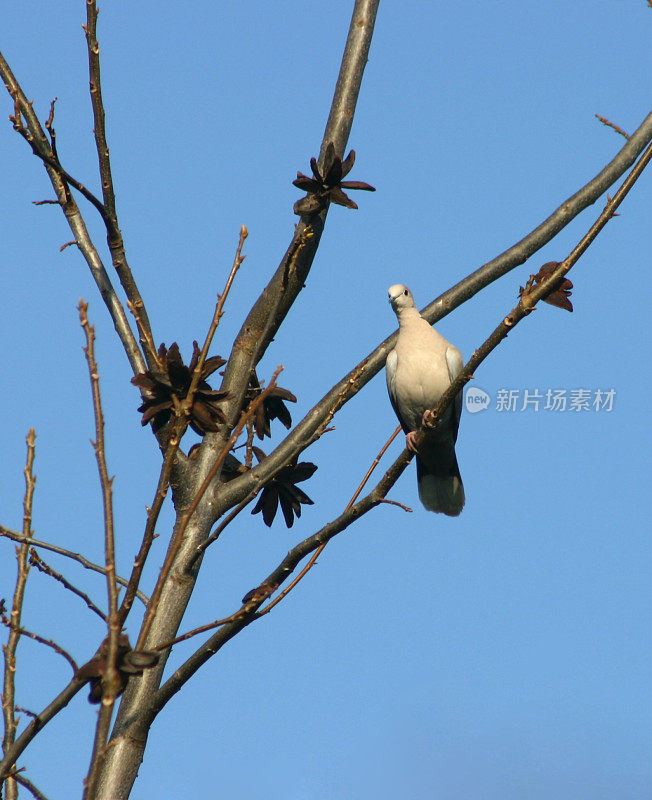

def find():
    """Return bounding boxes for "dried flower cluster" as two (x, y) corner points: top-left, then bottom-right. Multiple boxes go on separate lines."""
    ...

(76, 634), (159, 704)
(132, 342), (228, 435)
(293, 142), (375, 216)
(520, 261), (574, 312)
(250, 449), (317, 528)
(246, 371), (296, 439)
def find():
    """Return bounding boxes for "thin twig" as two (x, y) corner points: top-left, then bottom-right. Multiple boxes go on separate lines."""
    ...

(0, 528), (148, 605)
(14, 773), (51, 800)
(595, 114), (629, 139)
(378, 498), (413, 512)
(116, 438), (177, 627)
(186, 225), (248, 410)
(152, 611), (245, 652)
(0, 615), (77, 674)
(82, 2), (158, 372)
(13, 707), (37, 721)
(79, 303), (122, 800)
(258, 425), (403, 617)
(0, 678), (86, 781)
(28, 550), (106, 621)
(1, 430), (36, 800)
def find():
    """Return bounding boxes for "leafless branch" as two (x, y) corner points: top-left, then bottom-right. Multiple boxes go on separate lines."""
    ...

(116, 441), (176, 628)
(0, 528), (148, 605)
(186, 224), (248, 408)
(595, 113), (629, 139)
(1, 430), (36, 800)
(82, 2), (157, 370)
(0, 50), (145, 375)
(14, 773), (51, 800)
(0, 679), (86, 782)
(28, 550), (106, 622)
(79, 302), (122, 798)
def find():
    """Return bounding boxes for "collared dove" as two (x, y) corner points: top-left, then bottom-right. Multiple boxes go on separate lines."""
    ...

(385, 284), (465, 516)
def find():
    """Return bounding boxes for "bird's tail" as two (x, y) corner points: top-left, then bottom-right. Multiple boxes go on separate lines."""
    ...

(416, 445), (465, 516)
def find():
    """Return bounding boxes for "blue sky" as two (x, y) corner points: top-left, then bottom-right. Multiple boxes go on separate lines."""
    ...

(1, 2), (650, 798)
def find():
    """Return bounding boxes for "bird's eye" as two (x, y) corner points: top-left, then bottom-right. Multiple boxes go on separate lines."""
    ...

(403, 289), (408, 295)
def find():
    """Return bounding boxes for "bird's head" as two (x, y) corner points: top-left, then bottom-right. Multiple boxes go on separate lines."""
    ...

(388, 284), (415, 314)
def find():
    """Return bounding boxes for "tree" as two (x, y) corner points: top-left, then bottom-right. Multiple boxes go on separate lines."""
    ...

(1, 3), (650, 798)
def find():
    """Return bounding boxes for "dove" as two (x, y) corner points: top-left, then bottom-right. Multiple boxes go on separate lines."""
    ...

(385, 284), (465, 516)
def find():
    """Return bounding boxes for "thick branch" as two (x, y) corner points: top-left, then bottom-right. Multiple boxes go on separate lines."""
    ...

(93, 9), (380, 797)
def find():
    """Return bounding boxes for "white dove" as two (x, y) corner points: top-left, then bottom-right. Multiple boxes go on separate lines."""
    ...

(385, 284), (465, 516)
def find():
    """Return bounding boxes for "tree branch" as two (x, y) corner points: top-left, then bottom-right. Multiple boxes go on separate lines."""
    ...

(0, 679), (86, 782)
(28, 551), (106, 622)
(0, 529), (148, 605)
(79, 303), (122, 799)
(14, 773), (51, 800)
(1, 430), (36, 800)
(83, 2), (157, 368)
(0, 49), (145, 375)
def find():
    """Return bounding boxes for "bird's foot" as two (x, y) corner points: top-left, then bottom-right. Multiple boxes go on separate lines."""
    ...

(422, 409), (435, 429)
(406, 431), (419, 453)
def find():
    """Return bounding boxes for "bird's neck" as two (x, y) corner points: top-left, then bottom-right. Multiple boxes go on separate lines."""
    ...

(397, 307), (423, 326)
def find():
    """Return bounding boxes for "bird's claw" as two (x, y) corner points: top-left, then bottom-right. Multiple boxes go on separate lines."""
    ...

(406, 431), (419, 453)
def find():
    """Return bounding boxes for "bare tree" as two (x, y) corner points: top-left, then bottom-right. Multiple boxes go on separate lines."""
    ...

(1, 2), (651, 798)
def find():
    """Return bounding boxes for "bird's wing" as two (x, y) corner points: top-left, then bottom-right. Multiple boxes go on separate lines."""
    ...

(385, 348), (410, 433)
(445, 345), (464, 441)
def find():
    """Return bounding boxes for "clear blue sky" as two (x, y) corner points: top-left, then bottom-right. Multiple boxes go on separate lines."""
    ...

(1, 2), (650, 798)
